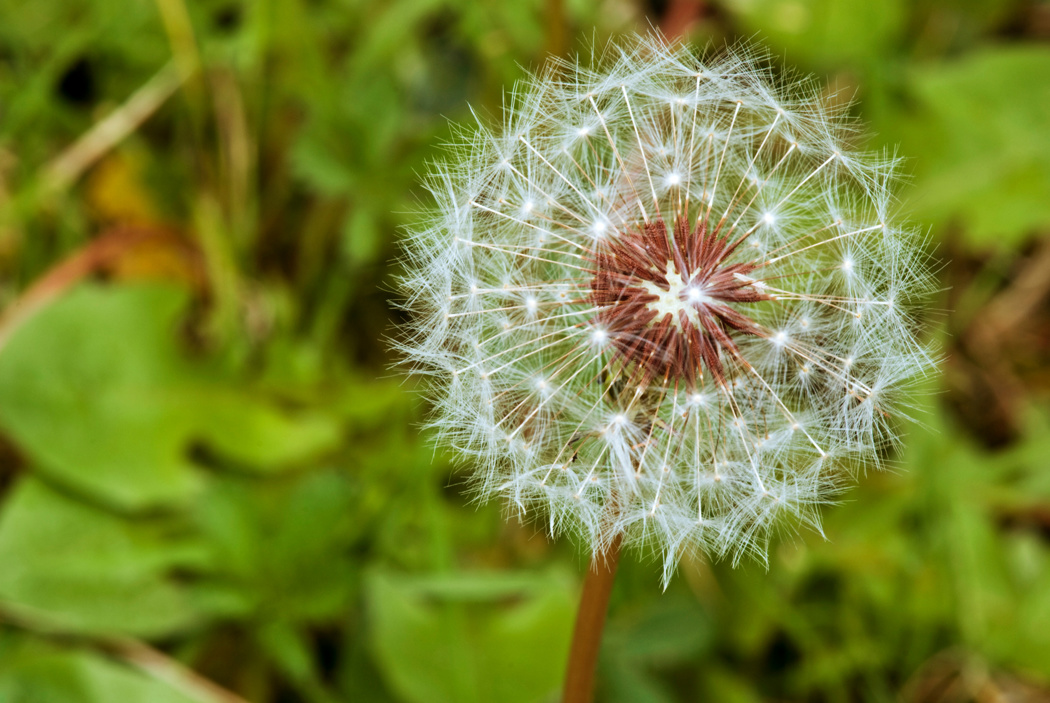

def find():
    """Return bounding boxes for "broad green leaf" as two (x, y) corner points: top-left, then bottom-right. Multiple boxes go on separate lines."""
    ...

(720, 0), (904, 66)
(0, 283), (341, 509)
(0, 284), (201, 508)
(886, 395), (1050, 677)
(0, 478), (200, 637)
(602, 662), (677, 703)
(192, 471), (358, 624)
(890, 47), (1050, 248)
(0, 636), (200, 703)
(601, 594), (713, 703)
(604, 596), (714, 665)
(366, 569), (576, 703)
(191, 392), (340, 472)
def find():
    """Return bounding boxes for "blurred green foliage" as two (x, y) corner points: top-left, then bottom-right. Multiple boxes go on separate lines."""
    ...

(0, 0), (1049, 701)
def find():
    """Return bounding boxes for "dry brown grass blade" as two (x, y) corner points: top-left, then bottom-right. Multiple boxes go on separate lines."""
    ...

(40, 62), (186, 193)
(0, 225), (200, 350)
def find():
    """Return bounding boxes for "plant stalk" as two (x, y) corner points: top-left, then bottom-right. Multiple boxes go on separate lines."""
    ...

(562, 534), (623, 703)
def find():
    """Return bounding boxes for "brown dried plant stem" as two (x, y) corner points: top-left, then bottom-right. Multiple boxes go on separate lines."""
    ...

(562, 533), (623, 703)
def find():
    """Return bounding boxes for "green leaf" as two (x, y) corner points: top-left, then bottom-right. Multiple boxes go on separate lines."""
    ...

(720, 0), (904, 66)
(193, 470), (358, 624)
(0, 636), (201, 703)
(343, 207), (381, 266)
(890, 46), (1050, 248)
(607, 597), (714, 665)
(602, 662), (676, 703)
(291, 130), (356, 196)
(696, 667), (765, 703)
(365, 569), (576, 703)
(0, 477), (200, 637)
(190, 391), (340, 472)
(892, 395), (1050, 677)
(0, 283), (341, 510)
(0, 284), (201, 508)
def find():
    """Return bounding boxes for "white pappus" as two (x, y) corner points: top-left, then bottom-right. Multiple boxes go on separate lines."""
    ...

(396, 34), (937, 586)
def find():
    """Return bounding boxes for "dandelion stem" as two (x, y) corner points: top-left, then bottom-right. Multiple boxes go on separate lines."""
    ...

(562, 534), (623, 703)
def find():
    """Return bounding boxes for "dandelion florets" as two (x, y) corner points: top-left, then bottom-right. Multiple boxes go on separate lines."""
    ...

(398, 35), (936, 586)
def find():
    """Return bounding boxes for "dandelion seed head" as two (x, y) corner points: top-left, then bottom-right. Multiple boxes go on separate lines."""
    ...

(397, 35), (936, 586)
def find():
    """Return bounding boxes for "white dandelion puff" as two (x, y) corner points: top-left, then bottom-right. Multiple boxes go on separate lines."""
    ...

(397, 35), (937, 587)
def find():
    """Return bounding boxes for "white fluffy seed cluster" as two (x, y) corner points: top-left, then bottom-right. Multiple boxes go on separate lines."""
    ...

(398, 36), (936, 585)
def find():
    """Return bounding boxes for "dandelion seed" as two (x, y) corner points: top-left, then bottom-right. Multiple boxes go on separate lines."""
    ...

(397, 35), (936, 588)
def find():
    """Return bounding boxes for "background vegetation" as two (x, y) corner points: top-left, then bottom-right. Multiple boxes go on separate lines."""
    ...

(0, 0), (1049, 701)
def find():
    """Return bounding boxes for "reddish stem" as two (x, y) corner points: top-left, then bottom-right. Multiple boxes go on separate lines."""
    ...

(562, 534), (623, 703)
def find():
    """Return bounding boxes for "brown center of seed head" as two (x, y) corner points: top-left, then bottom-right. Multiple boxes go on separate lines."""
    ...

(588, 216), (771, 389)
